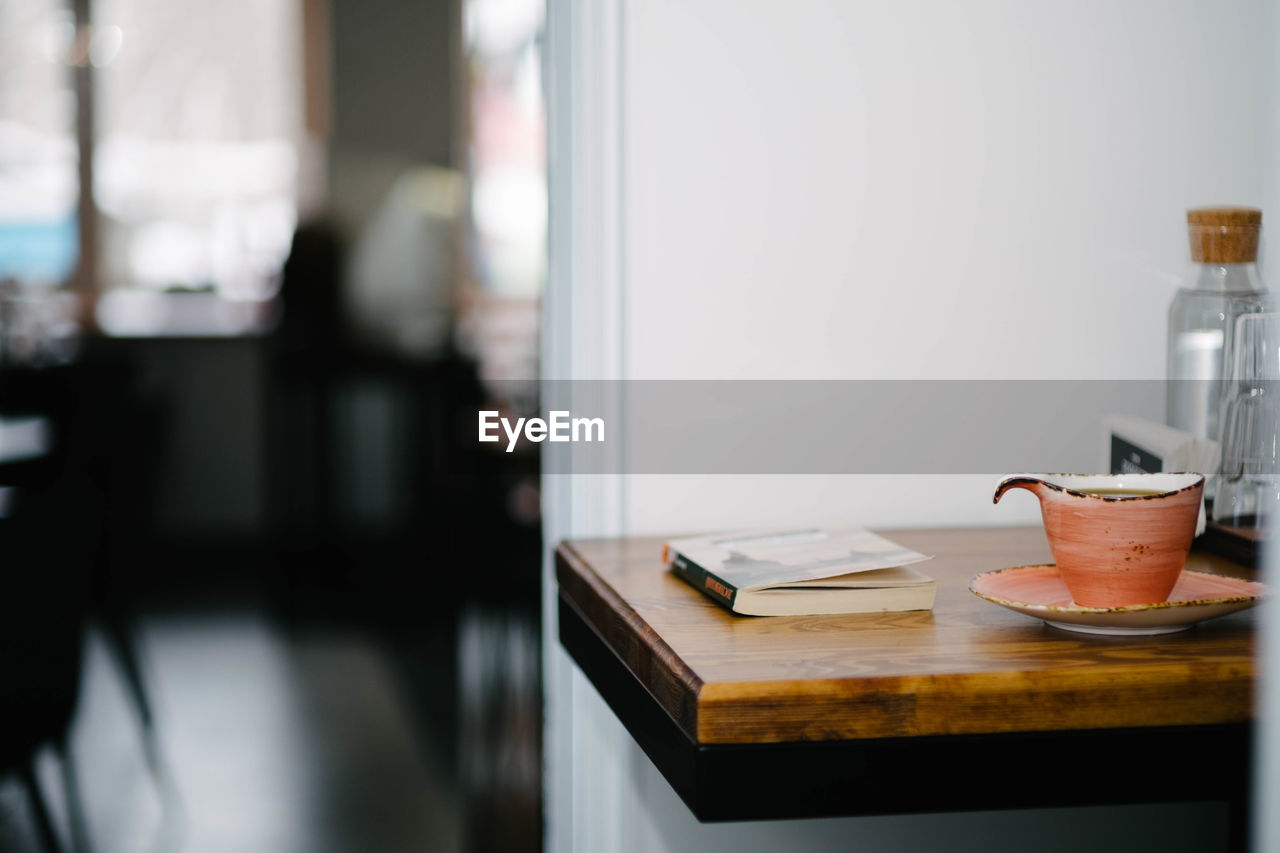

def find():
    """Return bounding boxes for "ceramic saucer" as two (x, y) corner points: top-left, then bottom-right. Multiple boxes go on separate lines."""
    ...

(969, 564), (1266, 636)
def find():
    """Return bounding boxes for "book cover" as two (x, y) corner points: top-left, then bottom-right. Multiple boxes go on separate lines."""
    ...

(662, 527), (935, 616)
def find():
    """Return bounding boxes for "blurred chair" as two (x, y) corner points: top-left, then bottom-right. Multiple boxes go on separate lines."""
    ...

(74, 348), (168, 762)
(0, 366), (97, 853)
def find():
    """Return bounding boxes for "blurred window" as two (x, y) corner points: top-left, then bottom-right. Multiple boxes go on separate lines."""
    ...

(465, 0), (544, 299)
(0, 0), (79, 286)
(460, 0), (544, 384)
(93, 0), (303, 299)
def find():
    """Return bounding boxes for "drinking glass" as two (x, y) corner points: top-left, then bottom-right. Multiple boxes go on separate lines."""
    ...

(1213, 311), (1280, 526)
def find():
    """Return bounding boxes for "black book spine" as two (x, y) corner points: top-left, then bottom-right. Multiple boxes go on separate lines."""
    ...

(669, 551), (738, 611)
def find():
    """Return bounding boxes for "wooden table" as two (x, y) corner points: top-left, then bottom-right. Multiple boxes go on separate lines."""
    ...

(556, 527), (1257, 834)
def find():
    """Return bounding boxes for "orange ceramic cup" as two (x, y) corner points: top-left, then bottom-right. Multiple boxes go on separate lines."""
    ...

(993, 473), (1206, 607)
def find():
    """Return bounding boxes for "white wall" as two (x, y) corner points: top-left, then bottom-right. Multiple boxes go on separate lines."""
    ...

(621, 0), (1272, 536)
(545, 1), (1275, 851)
(624, 0), (1268, 383)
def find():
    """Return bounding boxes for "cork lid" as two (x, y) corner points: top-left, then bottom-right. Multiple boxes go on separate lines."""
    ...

(1187, 206), (1261, 263)
(1187, 207), (1262, 227)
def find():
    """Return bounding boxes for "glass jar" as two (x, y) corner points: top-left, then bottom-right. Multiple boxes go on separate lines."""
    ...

(1213, 311), (1280, 526)
(1167, 207), (1266, 443)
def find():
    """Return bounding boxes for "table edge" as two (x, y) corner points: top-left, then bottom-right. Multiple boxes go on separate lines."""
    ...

(556, 540), (705, 739)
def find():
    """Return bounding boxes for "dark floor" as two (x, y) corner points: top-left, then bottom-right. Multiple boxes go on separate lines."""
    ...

(0, 594), (540, 853)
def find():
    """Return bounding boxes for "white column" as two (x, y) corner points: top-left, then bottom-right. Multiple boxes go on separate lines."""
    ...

(542, 1), (631, 852)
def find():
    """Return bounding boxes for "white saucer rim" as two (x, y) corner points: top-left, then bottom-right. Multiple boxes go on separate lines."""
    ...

(1043, 619), (1193, 636)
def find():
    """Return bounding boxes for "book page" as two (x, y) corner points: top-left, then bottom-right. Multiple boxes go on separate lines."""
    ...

(670, 527), (932, 591)
(755, 565), (934, 591)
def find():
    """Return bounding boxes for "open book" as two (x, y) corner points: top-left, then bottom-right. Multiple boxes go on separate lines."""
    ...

(661, 527), (935, 616)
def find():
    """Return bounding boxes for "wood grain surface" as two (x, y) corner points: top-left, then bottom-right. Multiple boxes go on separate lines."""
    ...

(556, 527), (1259, 745)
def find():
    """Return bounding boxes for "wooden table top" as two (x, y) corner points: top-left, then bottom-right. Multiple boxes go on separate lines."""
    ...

(556, 527), (1259, 746)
